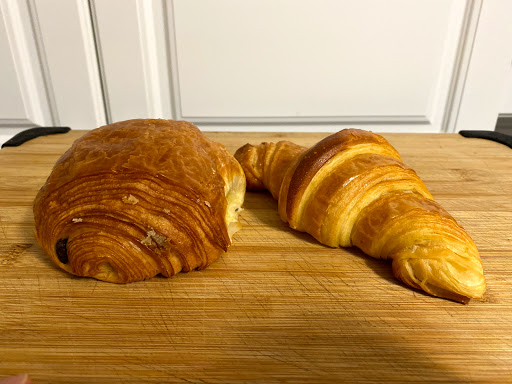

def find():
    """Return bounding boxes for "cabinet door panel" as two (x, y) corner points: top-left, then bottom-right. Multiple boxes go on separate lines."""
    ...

(33, 0), (106, 130)
(0, 10), (26, 120)
(0, 0), (106, 145)
(173, 0), (454, 122)
(0, 0), (53, 144)
(3, 0), (510, 141)
(93, 0), (512, 133)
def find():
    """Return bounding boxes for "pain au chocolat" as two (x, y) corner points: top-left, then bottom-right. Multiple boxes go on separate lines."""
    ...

(33, 119), (246, 283)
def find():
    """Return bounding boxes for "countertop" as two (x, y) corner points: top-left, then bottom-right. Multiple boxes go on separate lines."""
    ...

(0, 131), (511, 383)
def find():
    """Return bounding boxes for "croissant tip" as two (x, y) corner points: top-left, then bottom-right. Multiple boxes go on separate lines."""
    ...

(443, 293), (471, 304)
(421, 284), (476, 304)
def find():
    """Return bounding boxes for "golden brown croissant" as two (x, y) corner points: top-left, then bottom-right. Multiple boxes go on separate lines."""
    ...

(235, 129), (485, 303)
(33, 119), (246, 283)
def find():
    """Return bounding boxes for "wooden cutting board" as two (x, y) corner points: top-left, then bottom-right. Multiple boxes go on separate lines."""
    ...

(0, 131), (511, 383)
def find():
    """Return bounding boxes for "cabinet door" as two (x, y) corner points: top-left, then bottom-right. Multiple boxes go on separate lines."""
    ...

(0, 0), (52, 145)
(2, 0), (511, 143)
(0, 0), (105, 145)
(93, 0), (512, 133)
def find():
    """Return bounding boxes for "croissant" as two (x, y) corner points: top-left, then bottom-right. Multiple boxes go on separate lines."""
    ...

(235, 129), (485, 303)
(33, 119), (246, 283)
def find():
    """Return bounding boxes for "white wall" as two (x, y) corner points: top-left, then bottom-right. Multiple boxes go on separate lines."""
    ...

(1, 0), (512, 146)
(500, 67), (512, 116)
(0, 0), (105, 146)
(0, 0), (54, 145)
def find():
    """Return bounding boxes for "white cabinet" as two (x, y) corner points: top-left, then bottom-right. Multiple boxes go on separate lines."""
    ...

(91, 0), (171, 123)
(0, 0), (54, 145)
(501, 69), (512, 116)
(1, 0), (512, 144)
(0, 0), (105, 145)
(32, 0), (106, 130)
(0, 5), (27, 125)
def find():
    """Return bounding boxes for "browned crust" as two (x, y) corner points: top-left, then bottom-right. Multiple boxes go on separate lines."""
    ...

(234, 143), (267, 191)
(33, 119), (243, 283)
(235, 140), (305, 199)
(284, 129), (399, 222)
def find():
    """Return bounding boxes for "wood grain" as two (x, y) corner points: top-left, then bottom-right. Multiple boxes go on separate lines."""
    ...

(0, 131), (511, 383)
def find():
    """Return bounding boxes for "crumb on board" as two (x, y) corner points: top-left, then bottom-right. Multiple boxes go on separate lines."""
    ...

(163, 208), (170, 214)
(72, 218), (83, 223)
(204, 201), (211, 208)
(122, 194), (139, 205)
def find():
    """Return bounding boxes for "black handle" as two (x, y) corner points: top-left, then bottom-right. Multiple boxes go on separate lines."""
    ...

(459, 130), (512, 149)
(1, 126), (71, 148)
